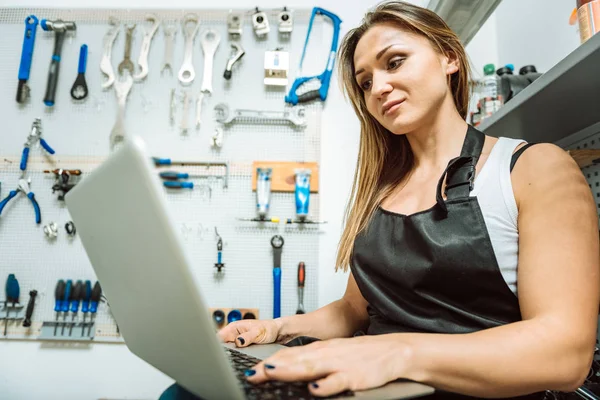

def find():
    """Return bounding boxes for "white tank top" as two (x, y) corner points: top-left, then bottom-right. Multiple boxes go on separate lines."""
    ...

(470, 137), (526, 296)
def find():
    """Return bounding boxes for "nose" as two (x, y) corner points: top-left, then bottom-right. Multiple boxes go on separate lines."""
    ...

(371, 71), (393, 98)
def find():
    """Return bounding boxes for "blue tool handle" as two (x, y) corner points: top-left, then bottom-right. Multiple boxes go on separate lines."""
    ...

(163, 181), (193, 189)
(27, 192), (41, 224)
(217, 252), (222, 264)
(81, 280), (91, 313)
(54, 299), (61, 312)
(39, 138), (55, 154)
(61, 280), (72, 312)
(78, 44), (87, 74)
(273, 267), (281, 319)
(70, 300), (80, 313)
(20, 147), (30, 171)
(90, 301), (98, 314)
(18, 15), (39, 80)
(152, 157), (172, 166)
(0, 190), (18, 216)
(159, 172), (189, 180)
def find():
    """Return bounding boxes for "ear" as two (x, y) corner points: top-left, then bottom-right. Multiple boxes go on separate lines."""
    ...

(444, 50), (459, 75)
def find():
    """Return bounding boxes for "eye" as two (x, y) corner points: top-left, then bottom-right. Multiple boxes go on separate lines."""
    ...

(388, 57), (404, 70)
(359, 79), (372, 91)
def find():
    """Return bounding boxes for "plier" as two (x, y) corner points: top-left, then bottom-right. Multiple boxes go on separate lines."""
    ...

(0, 179), (41, 224)
(21, 118), (55, 171)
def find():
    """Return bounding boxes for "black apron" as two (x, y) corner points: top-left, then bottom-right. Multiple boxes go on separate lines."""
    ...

(351, 126), (545, 399)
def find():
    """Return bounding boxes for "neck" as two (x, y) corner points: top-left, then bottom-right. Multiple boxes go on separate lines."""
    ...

(404, 96), (469, 171)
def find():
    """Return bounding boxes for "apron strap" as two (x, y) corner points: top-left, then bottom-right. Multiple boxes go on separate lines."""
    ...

(435, 126), (485, 216)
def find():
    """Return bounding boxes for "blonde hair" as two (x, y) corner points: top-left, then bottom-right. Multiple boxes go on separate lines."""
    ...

(335, 1), (471, 272)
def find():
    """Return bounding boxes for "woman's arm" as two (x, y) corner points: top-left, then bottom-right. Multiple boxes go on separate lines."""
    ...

(395, 144), (599, 396)
(276, 272), (370, 343)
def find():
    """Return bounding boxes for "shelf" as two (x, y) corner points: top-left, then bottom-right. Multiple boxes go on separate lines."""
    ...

(567, 149), (600, 168)
(478, 32), (600, 144)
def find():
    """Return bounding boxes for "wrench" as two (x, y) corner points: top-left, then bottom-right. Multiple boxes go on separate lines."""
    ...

(213, 103), (307, 127)
(178, 14), (199, 85)
(100, 17), (120, 89)
(110, 72), (133, 150)
(133, 14), (160, 81)
(200, 29), (220, 94)
(181, 91), (190, 133)
(117, 24), (136, 76)
(161, 22), (177, 74)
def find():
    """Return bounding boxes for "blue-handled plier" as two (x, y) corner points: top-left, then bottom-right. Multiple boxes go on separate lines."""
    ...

(21, 118), (55, 171)
(0, 179), (41, 224)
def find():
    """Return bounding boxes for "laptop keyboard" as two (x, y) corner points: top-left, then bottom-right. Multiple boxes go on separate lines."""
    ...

(225, 347), (354, 399)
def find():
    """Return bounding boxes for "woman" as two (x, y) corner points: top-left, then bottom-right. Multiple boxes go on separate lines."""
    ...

(219, 1), (599, 398)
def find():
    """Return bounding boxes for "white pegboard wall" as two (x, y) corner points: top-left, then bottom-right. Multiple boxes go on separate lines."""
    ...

(566, 131), (600, 225)
(0, 7), (333, 341)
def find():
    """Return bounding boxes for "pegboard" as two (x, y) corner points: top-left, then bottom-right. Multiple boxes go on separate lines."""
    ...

(0, 7), (335, 342)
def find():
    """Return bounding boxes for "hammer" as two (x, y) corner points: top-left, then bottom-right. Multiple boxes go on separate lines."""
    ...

(41, 19), (76, 107)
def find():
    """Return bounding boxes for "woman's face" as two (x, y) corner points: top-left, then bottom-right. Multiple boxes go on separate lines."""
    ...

(353, 23), (458, 134)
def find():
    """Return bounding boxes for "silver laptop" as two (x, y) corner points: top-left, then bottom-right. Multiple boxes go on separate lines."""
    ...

(65, 136), (434, 400)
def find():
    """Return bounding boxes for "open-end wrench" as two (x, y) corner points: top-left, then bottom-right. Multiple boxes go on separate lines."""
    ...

(100, 17), (120, 89)
(133, 14), (160, 81)
(214, 103), (307, 127)
(110, 72), (133, 150)
(200, 29), (220, 94)
(161, 22), (177, 74)
(117, 24), (136, 76)
(180, 90), (191, 134)
(178, 14), (199, 85)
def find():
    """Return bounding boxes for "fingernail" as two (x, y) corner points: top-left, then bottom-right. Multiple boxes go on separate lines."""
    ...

(237, 337), (245, 345)
(311, 382), (319, 389)
(264, 364), (276, 369)
(244, 369), (256, 377)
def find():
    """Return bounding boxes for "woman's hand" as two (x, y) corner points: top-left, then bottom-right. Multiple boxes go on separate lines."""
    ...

(218, 318), (284, 347)
(244, 335), (411, 397)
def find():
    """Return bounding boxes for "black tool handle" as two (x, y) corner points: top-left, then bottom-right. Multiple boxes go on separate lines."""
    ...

(297, 90), (321, 104)
(22, 290), (37, 327)
(44, 31), (66, 107)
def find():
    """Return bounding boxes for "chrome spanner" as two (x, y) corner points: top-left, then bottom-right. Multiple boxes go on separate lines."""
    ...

(178, 14), (199, 85)
(161, 22), (177, 74)
(117, 24), (136, 76)
(100, 17), (120, 89)
(110, 72), (133, 150)
(200, 29), (220, 93)
(133, 14), (160, 81)
(213, 103), (307, 127)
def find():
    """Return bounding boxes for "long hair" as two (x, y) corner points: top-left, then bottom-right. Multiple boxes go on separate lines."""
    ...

(335, 1), (471, 272)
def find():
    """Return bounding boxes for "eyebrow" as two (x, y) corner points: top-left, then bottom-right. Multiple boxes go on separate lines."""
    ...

(354, 44), (396, 77)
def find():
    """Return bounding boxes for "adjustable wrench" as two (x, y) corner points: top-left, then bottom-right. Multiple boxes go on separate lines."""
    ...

(100, 17), (120, 89)
(109, 73), (133, 150)
(161, 22), (177, 74)
(178, 14), (199, 85)
(117, 24), (136, 76)
(214, 103), (307, 127)
(133, 14), (160, 81)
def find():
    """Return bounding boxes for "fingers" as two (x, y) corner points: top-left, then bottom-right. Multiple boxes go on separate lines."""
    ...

(235, 326), (269, 347)
(246, 346), (329, 384)
(217, 320), (274, 347)
(309, 372), (353, 397)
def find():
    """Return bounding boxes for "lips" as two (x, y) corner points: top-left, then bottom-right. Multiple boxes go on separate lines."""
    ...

(382, 99), (404, 116)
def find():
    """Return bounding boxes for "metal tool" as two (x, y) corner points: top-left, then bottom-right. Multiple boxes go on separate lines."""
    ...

(251, 7), (269, 37)
(100, 17), (120, 89)
(61, 280), (72, 336)
(195, 92), (204, 129)
(4, 274), (19, 336)
(21, 118), (55, 172)
(271, 235), (284, 319)
(211, 127), (224, 148)
(16, 15), (39, 104)
(0, 178), (41, 224)
(227, 11), (242, 37)
(70, 44), (88, 100)
(117, 24), (136, 76)
(264, 49), (289, 86)
(278, 7), (293, 34)
(65, 221), (76, 236)
(88, 282), (102, 337)
(169, 88), (176, 125)
(109, 72), (133, 150)
(40, 19), (77, 107)
(214, 103), (306, 127)
(200, 29), (220, 94)
(152, 159), (229, 188)
(178, 14), (200, 85)
(80, 280), (91, 337)
(69, 281), (82, 336)
(296, 262), (305, 314)
(285, 7), (342, 105)
(22, 290), (37, 328)
(181, 90), (190, 133)
(223, 43), (245, 80)
(215, 228), (224, 272)
(133, 14), (160, 81)
(237, 216), (280, 223)
(53, 280), (65, 336)
(44, 169), (82, 201)
(43, 221), (58, 238)
(161, 23), (177, 74)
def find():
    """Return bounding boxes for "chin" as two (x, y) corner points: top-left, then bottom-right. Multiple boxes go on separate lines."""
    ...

(382, 115), (418, 135)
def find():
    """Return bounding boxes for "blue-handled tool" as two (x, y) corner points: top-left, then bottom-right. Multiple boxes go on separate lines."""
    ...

(53, 280), (65, 336)
(270, 235), (284, 319)
(70, 44), (88, 100)
(21, 118), (55, 172)
(285, 7), (342, 105)
(68, 281), (82, 336)
(16, 15), (39, 104)
(88, 281), (102, 337)
(80, 280), (91, 337)
(4, 274), (20, 336)
(40, 19), (77, 107)
(60, 280), (72, 335)
(0, 179), (41, 224)
(163, 181), (194, 189)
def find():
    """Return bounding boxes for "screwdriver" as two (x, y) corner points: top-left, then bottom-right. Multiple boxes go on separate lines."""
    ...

(88, 281), (102, 337)
(22, 290), (38, 328)
(163, 181), (194, 189)
(296, 262), (306, 314)
(61, 280), (72, 336)
(80, 280), (91, 337)
(4, 274), (20, 336)
(69, 281), (82, 336)
(53, 280), (65, 336)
